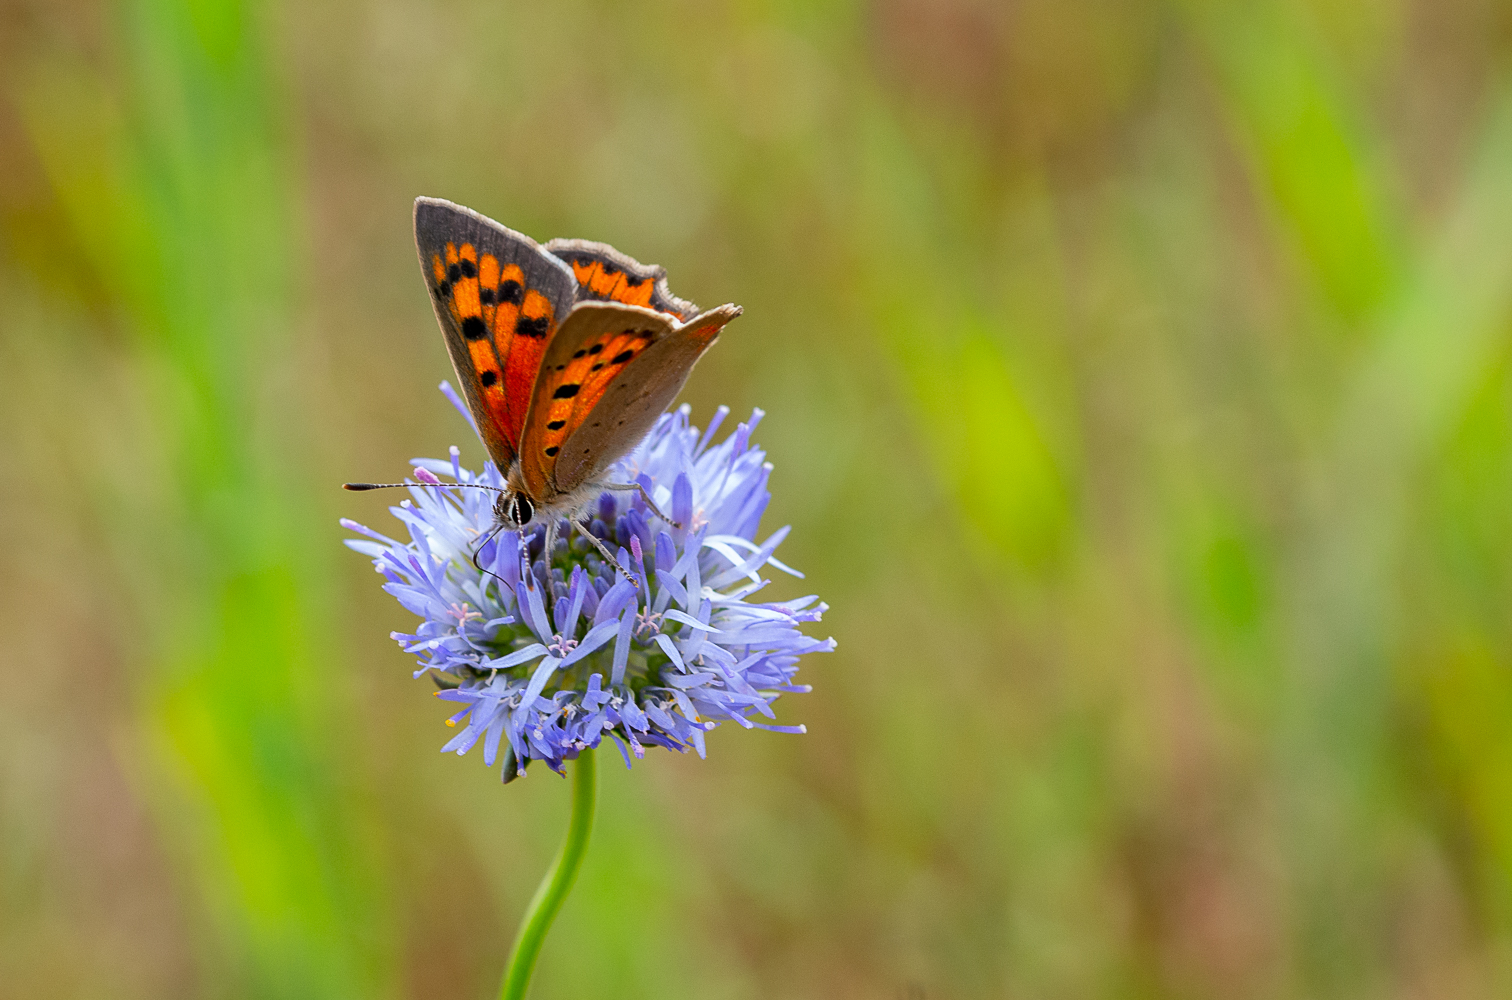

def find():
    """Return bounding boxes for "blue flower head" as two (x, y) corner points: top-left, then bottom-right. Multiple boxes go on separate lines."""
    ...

(344, 384), (833, 780)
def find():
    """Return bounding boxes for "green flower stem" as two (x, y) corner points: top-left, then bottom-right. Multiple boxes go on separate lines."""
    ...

(499, 748), (597, 1000)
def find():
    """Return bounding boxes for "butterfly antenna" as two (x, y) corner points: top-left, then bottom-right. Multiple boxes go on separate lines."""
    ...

(344, 481), (505, 492)
(344, 479), (512, 586)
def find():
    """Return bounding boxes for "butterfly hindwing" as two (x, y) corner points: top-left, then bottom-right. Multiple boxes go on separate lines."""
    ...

(415, 198), (579, 469)
(545, 239), (699, 321)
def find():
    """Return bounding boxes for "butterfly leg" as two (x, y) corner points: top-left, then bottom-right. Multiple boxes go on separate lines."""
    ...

(569, 519), (640, 587)
(602, 482), (681, 529)
(539, 520), (558, 587)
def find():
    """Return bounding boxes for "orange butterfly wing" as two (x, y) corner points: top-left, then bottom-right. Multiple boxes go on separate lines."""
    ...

(545, 239), (700, 321)
(518, 302), (742, 499)
(415, 198), (578, 470)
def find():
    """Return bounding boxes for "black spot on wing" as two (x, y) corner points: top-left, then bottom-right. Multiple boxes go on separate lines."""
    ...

(447, 263), (461, 282)
(553, 383), (581, 399)
(459, 259), (477, 279)
(611, 349), (634, 364)
(435, 280), (451, 299)
(546, 419), (565, 430)
(499, 280), (523, 305)
(587, 343), (603, 354)
(480, 370), (498, 387)
(561, 251), (617, 275)
(516, 315), (550, 338)
(544, 446), (559, 457)
(479, 287), (496, 306)
(462, 316), (487, 340)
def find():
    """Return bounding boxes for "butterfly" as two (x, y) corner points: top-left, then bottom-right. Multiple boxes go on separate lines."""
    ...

(347, 197), (741, 581)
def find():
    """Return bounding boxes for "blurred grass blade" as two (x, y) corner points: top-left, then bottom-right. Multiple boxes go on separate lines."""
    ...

(17, 0), (391, 996)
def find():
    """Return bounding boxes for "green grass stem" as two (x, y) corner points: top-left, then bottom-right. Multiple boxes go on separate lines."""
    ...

(499, 748), (597, 1000)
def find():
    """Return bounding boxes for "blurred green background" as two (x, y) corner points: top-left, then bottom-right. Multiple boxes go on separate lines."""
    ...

(5, 0), (1512, 997)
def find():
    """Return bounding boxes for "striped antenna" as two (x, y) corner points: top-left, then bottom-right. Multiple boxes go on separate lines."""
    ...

(344, 473), (516, 588)
(343, 475), (504, 493)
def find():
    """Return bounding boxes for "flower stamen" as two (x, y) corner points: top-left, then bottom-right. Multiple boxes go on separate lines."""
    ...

(448, 602), (483, 625)
(633, 610), (663, 642)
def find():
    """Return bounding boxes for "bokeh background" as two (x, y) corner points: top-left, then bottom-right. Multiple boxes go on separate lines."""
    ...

(5, 0), (1512, 997)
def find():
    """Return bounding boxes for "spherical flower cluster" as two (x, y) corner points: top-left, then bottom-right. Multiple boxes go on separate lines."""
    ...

(343, 384), (832, 780)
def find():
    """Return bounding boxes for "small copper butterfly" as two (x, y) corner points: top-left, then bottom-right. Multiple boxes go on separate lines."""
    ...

(347, 198), (741, 576)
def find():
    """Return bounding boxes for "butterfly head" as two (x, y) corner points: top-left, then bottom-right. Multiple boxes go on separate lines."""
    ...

(496, 491), (535, 531)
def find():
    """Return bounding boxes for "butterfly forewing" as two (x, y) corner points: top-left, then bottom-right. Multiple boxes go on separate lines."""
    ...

(547, 304), (742, 495)
(414, 198), (578, 469)
(546, 239), (699, 321)
(517, 302), (679, 499)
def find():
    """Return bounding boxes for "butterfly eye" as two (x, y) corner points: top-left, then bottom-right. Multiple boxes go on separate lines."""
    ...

(507, 495), (534, 528)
